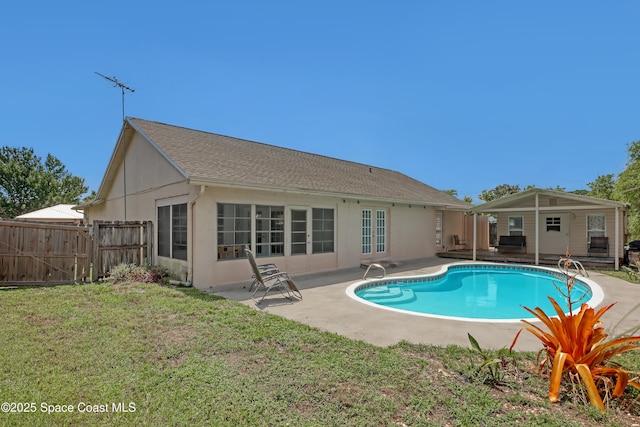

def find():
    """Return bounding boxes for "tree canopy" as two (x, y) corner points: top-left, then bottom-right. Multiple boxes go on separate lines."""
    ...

(587, 174), (616, 200)
(614, 140), (640, 237)
(478, 184), (521, 203)
(0, 147), (88, 218)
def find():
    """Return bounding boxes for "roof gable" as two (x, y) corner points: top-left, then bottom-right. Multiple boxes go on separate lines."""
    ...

(126, 118), (469, 208)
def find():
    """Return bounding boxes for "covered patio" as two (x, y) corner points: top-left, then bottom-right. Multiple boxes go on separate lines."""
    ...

(463, 188), (627, 270)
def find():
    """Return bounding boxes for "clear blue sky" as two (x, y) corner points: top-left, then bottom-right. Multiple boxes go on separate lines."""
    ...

(2, 1), (638, 203)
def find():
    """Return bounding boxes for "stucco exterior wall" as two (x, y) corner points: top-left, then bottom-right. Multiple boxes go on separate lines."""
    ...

(191, 186), (445, 288)
(88, 177), (459, 289)
(87, 132), (189, 222)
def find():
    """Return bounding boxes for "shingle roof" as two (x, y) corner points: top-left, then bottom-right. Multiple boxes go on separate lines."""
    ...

(128, 118), (469, 208)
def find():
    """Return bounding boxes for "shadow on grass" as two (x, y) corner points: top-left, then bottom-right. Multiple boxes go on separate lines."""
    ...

(172, 285), (226, 302)
(0, 282), (80, 291)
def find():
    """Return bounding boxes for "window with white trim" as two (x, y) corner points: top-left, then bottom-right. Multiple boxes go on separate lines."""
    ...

(587, 213), (606, 242)
(508, 216), (524, 236)
(255, 205), (285, 257)
(376, 210), (386, 253)
(290, 209), (307, 255)
(435, 212), (443, 246)
(312, 208), (334, 254)
(546, 217), (561, 232)
(158, 203), (187, 260)
(362, 209), (372, 254)
(217, 203), (251, 260)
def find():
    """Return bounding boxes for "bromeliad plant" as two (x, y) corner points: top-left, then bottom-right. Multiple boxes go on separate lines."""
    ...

(510, 253), (640, 412)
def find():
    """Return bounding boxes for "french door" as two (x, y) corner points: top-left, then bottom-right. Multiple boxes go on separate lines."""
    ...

(362, 208), (387, 256)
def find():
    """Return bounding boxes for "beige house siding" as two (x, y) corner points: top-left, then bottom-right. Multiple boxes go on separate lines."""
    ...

(89, 131), (189, 222)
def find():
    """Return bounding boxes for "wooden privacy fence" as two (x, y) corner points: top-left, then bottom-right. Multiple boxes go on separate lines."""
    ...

(92, 221), (153, 279)
(0, 220), (153, 286)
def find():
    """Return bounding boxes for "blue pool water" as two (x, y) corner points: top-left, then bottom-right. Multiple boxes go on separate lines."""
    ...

(347, 264), (604, 322)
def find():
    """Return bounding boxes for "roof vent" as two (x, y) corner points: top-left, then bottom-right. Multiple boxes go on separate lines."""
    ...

(548, 198), (558, 207)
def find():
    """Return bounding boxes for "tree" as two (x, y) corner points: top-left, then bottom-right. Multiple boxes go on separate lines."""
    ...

(478, 184), (521, 203)
(82, 190), (97, 202)
(615, 140), (640, 238)
(0, 147), (88, 218)
(587, 174), (616, 200)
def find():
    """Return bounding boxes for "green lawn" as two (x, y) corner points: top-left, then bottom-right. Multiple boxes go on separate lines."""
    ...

(0, 281), (638, 426)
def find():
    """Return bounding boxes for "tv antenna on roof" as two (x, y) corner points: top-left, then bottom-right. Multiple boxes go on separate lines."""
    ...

(96, 72), (135, 221)
(95, 72), (135, 121)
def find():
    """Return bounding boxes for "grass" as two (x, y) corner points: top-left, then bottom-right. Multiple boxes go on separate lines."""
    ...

(596, 268), (640, 285)
(0, 281), (638, 426)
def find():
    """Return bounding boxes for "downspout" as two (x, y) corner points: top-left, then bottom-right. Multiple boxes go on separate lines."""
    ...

(187, 185), (206, 286)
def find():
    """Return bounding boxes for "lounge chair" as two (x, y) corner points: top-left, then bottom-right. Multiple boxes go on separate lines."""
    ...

(245, 248), (302, 303)
(245, 248), (281, 292)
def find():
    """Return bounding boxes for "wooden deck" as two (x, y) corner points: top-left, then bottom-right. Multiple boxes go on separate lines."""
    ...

(436, 250), (618, 270)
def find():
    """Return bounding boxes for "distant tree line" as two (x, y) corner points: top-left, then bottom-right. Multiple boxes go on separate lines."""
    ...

(471, 140), (640, 240)
(0, 146), (89, 218)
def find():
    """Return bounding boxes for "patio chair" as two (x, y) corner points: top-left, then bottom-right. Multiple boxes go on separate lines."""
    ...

(588, 236), (609, 257)
(245, 248), (302, 303)
(452, 235), (468, 250)
(244, 247), (281, 292)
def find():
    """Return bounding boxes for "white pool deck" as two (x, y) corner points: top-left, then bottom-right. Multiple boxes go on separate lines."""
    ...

(213, 257), (640, 352)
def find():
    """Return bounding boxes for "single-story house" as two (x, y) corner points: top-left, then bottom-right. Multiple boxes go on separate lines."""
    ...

(467, 188), (628, 269)
(15, 204), (84, 225)
(78, 118), (488, 289)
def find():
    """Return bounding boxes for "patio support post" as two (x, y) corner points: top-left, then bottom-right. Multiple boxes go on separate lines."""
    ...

(473, 212), (477, 261)
(615, 206), (620, 270)
(535, 192), (539, 265)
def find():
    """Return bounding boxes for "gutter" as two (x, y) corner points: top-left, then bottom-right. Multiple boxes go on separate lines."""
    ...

(187, 177), (469, 210)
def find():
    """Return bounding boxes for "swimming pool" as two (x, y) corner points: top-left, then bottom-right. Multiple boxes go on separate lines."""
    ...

(346, 263), (604, 323)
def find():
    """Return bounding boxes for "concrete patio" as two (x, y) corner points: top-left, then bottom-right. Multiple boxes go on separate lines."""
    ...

(213, 257), (640, 352)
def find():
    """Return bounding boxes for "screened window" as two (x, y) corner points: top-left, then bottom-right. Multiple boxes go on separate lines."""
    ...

(217, 203), (251, 260)
(157, 203), (187, 260)
(508, 216), (524, 236)
(255, 205), (285, 257)
(158, 206), (170, 258)
(587, 213), (606, 242)
(312, 208), (334, 254)
(290, 209), (307, 255)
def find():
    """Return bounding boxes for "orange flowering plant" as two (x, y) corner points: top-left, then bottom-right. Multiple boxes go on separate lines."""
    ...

(510, 253), (640, 412)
